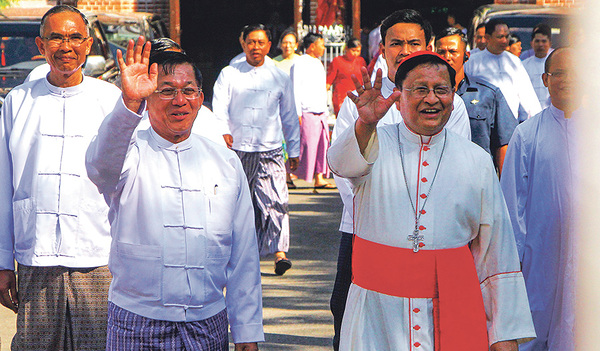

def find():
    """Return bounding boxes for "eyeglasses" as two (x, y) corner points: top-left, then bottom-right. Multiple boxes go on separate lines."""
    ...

(402, 86), (453, 98)
(42, 34), (89, 47)
(546, 71), (576, 80)
(154, 87), (202, 100)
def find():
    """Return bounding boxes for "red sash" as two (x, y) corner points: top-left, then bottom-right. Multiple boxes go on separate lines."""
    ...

(352, 235), (488, 350)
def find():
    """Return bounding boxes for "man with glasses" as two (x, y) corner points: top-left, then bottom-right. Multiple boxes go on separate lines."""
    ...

(86, 40), (263, 351)
(328, 9), (471, 350)
(328, 51), (535, 351)
(213, 24), (299, 275)
(501, 48), (578, 351)
(436, 27), (517, 174)
(465, 19), (542, 122)
(0, 5), (120, 350)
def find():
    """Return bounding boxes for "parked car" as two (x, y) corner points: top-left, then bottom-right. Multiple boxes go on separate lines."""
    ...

(0, 7), (119, 97)
(469, 4), (576, 53)
(97, 12), (169, 59)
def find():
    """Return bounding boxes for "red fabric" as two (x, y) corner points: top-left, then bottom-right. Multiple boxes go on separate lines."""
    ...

(316, 0), (338, 26)
(352, 236), (489, 350)
(326, 55), (366, 115)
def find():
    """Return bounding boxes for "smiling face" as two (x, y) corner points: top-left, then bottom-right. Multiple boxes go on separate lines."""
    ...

(542, 49), (579, 113)
(397, 63), (454, 135)
(381, 23), (429, 82)
(147, 63), (203, 144)
(35, 11), (92, 86)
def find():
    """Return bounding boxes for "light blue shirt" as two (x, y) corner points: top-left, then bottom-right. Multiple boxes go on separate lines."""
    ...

(86, 99), (264, 343)
(500, 104), (577, 350)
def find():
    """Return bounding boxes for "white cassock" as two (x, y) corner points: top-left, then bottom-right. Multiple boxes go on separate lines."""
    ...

(501, 105), (579, 351)
(465, 49), (542, 122)
(331, 76), (471, 234)
(522, 54), (551, 109)
(328, 121), (535, 350)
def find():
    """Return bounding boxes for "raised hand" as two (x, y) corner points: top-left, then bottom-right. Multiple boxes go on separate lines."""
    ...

(117, 36), (158, 112)
(350, 67), (401, 153)
(348, 67), (401, 126)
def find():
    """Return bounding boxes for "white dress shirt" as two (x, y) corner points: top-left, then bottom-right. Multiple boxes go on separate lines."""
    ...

(212, 59), (300, 157)
(86, 99), (264, 343)
(290, 54), (328, 115)
(522, 54), (551, 109)
(0, 76), (120, 270)
(465, 49), (542, 121)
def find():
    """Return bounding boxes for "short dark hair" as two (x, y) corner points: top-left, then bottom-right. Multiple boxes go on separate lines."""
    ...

(395, 52), (456, 89)
(346, 37), (361, 49)
(485, 19), (508, 36)
(242, 24), (272, 42)
(380, 9), (432, 46)
(436, 27), (468, 49)
(40, 5), (89, 37)
(149, 51), (203, 88)
(302, 32), (323, 51)
(532, 23), (552, 41)
(476, 23), (486, 31)
(150, 38), (184, 55)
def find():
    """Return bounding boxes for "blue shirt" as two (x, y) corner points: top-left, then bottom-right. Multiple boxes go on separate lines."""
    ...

(457, 75), (518, 159)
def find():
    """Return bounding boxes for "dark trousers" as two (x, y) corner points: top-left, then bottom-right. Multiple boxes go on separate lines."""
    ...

(330, 231), (353, 351)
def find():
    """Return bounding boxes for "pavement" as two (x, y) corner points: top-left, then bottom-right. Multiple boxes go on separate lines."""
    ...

(0, 179), (342, 351)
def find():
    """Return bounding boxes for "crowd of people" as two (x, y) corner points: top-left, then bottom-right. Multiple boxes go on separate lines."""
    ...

(0, 4), (576, 351)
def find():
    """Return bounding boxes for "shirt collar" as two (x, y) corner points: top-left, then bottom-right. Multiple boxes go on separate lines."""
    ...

(43, 75), (87, 97)
(149, 127), (193, 151)
(398, 120), (446, 146)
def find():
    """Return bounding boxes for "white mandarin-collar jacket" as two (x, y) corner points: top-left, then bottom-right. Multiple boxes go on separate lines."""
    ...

(0, 76), (121, 270)
(212, 59), (300, 157)
(86, 99), (264, 343)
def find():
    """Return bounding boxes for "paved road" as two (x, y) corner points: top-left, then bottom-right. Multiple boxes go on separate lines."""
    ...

(0, 179), (342, 351)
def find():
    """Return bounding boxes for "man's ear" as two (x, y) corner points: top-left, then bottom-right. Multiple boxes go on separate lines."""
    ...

(464, 51), (470, 62)
(380, 41), (385, 60)
(542, 73), (549, 88)
(35, 36), (45, 56)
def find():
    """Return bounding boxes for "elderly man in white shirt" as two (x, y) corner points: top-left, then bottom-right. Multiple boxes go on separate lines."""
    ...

(213, 24), (300, 275)
(465, 19), (542, 122)
(86, 40), (263, 351)
(0, 6), (117, 350)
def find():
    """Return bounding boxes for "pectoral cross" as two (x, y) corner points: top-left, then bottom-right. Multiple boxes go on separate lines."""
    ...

(408, 227), (424, 253)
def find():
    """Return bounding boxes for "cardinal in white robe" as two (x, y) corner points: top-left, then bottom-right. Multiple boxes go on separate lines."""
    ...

(328, 51), (535, 351)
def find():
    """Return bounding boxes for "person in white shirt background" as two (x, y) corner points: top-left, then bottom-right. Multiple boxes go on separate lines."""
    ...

(213, 24), (300, 275)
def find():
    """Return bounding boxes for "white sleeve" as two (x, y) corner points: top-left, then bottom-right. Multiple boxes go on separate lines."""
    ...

(471, 156), (536, 345)
(226, 157), (265, 343)
(516, 63), (542, 120)
(86, 97), (143, 196)
(290, 61), (303, 116)
(0, 95), (15, 270)
(280, 76), (301, 158)
(445, 94), (472, 140)
(211, 68), (233, 135)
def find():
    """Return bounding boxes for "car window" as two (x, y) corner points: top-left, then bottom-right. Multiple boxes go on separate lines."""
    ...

(0, 22), (45, 68)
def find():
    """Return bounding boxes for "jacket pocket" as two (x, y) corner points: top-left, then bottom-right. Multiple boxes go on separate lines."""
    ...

(113, 241), (162, 300)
